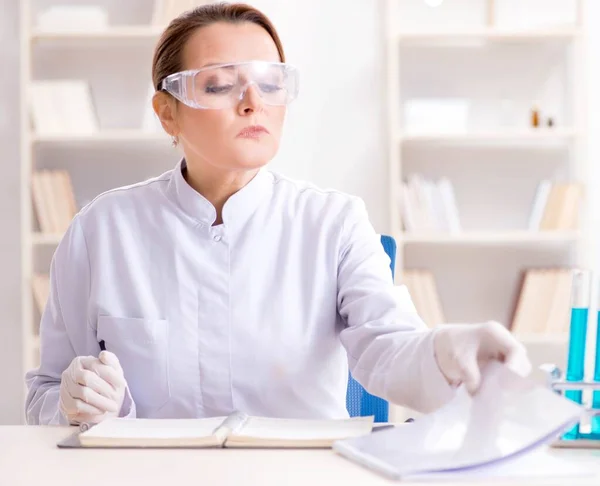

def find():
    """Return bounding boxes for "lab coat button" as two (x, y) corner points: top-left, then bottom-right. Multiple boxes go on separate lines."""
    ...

(213, 234), (222, 242)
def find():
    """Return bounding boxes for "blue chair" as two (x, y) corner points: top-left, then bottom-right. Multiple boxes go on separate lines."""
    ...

(345, 235), (396, 422)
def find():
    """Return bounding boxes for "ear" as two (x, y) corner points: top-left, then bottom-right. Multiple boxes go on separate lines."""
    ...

(153, 91), (180, 137)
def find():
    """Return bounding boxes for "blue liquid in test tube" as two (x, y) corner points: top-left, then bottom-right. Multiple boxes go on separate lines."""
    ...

(563, 269), (591, 440)
(592, 284), (600, 435)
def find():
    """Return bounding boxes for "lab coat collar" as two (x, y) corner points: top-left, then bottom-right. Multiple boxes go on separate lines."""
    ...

(168, 159), (274, 228)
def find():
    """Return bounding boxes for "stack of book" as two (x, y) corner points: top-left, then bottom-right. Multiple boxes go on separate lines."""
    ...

(29, 80), (98, 136)
(402, 269), (446, 327)
(31, 170), (78, 234)
(32, 274), (50, 315)
(510, 268), (573, 337)
(36, 5), (109, 32)
(399, 174), (461, 233)
(528, 181), (583, 231)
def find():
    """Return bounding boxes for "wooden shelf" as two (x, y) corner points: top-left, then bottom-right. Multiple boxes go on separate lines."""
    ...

(399, 129), (577, 145)
(32, 130), (169, 144)
(397, 28), (582, 43)
(401, 231), (581, 246)
(30, 26), (163, 42)
(32, 233), (63, 245)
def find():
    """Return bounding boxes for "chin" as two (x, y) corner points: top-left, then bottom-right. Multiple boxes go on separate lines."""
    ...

(231, 158), (270, 170)
(230, 147), (277, 170)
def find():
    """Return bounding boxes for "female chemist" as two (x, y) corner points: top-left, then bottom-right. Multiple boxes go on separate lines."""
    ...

(26, 3), (530, 425)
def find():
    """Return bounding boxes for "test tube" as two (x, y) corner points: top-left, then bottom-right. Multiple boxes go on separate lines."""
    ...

(563, 269), (591, 440)
(592, 277), (600, 435)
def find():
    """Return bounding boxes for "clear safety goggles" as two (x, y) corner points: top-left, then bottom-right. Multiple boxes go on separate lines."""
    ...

(159, 60), (299, 110)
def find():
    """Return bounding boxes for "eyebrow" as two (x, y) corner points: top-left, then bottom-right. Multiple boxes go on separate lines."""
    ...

(198, 62), (236, 69)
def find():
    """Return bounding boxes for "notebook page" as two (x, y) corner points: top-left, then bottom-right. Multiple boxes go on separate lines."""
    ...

(81, 417), (226, 440)
(234, 416), (373, 440)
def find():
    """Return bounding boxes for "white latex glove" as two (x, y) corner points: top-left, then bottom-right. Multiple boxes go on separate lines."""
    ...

(433, 321), (532, 394)
(59, 351), (127, 425)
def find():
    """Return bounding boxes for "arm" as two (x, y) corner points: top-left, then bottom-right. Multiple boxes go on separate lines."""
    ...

(25, 217), (136, 425)
(337, 198), (455, 414)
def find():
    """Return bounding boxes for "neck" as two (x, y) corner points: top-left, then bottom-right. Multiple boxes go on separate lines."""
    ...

(183, 158), (259, 225)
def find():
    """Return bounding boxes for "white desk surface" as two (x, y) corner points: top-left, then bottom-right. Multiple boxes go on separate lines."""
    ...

(1, 426), (600, 486)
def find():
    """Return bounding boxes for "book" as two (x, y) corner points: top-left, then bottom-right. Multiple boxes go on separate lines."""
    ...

(528, 180), (552, 230)
(32, 274), (50, 315)
(333, 362), (585, 481)
(511, 267), (573, 336)
(400, 175), (461, 234)
(533, 181), (583, 231)
(31, 170), (78, 234)
(29, 80), (98, 136)
(402, 269), (445, 327)
(72, 413), (374, 449)
(36, 6), (109, 32)
(151, 0), (211, 26)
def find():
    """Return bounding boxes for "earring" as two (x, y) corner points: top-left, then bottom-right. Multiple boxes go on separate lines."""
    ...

(171, 135), (178, 147)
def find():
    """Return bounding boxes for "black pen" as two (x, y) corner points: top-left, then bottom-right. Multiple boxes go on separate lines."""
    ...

(99, 340), (106, 351)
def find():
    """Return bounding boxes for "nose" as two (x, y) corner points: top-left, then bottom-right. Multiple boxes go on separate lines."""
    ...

(237, 83), (264, 115)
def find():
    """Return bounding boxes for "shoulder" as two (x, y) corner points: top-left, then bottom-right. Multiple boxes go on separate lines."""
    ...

(269, 171), (367, 218)
(78, 169), (172, 219)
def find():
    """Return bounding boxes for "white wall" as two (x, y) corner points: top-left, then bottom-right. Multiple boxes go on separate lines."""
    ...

(0, 0), (598, 424)
(249, 0), (389, 229)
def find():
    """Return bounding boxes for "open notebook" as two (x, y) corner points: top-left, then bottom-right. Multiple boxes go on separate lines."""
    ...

(59, 413), (374, 449)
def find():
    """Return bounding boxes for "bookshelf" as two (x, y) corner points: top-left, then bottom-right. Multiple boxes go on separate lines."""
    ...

(399, 129), (577, 144)
(401, 230), (581, 246)
(31, 233), (64, 245)
(32, 130), (171, 144)
(396, 27), (582, 42)
(30, 26), (163, 42)
(20, 1), (206, 376)
(386, 0), (587, 418)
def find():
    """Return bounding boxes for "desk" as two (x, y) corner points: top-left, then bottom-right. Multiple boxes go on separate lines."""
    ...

(1, 426), (599, 486)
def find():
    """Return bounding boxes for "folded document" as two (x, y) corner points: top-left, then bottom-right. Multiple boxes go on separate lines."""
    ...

(334, 362), (586, 480)
(61, 413), (374, 449)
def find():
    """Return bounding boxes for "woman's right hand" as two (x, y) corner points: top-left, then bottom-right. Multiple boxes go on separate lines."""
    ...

(59, 351), (127, 425)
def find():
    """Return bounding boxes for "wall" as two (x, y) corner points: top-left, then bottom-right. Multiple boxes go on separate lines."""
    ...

(249, 0), (388, 227)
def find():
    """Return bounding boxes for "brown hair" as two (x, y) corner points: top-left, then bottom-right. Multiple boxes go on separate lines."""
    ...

(152, 2), (285, 91)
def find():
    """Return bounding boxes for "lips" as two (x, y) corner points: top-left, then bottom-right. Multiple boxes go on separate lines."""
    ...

(237, 125), (269, 138)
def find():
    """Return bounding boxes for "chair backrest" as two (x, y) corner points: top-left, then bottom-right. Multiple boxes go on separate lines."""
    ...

(345, 235), (396, 422)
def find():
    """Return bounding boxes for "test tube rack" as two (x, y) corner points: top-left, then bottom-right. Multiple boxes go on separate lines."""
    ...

(542, 364), (600, 449)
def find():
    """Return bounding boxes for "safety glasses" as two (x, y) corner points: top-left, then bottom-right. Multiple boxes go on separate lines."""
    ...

(159, 60), (299, 110)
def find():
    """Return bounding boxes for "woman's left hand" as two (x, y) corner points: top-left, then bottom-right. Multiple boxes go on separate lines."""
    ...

(432, 321), (532, 394)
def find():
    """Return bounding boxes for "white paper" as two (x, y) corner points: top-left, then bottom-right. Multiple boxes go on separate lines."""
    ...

(81, 417), (226, 440)
(410, 449), (594, 481)
(235, 416), (373, 440)
(334, 362), (585, 480)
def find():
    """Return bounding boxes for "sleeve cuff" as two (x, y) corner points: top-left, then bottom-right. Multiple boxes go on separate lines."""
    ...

(419, 329), (456, 411)
(119, 386), (137, 418)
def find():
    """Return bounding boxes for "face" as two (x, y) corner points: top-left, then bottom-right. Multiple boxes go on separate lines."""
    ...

(155, 22), (286, 172)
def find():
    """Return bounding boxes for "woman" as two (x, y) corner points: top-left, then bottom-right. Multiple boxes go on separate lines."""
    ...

(25, 3), (530, 425)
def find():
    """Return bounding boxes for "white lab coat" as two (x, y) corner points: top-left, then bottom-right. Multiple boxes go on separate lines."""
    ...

(25, 160), (454, 425)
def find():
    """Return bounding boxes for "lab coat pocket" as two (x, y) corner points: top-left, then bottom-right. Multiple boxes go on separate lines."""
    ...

(97, 316), (171, 416)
